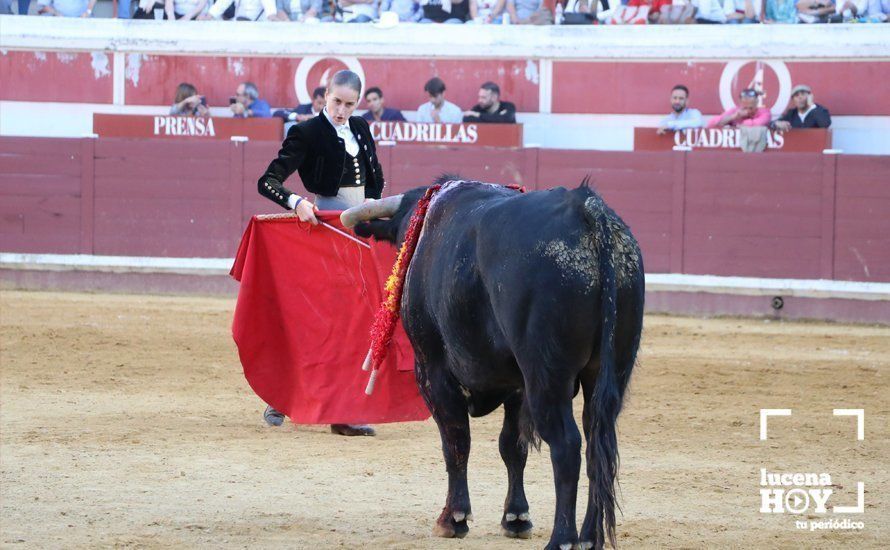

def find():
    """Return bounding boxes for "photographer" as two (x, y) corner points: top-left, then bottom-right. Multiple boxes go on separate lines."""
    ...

(170, 83), (210, 117)
(229, 82), (271, 119)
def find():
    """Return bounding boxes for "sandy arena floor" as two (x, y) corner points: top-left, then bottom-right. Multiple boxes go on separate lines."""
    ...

(1, 290), (887, 549)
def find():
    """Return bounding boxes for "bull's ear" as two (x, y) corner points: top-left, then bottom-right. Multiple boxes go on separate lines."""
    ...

(354, 220), (398, 243)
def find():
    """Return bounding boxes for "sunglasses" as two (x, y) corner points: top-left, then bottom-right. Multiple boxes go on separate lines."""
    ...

(740, 90), (760, 98)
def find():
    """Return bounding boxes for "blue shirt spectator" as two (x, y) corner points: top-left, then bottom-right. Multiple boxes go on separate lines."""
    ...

(507, 0), (540, 22)
(380, 0), (422, 19)
(38, 0), (95, 16)
(362, 87), (407, 123)
(231, 82), (271, 118)
(277, 0), (323, 19)
(273, 86), (326, 122)
(657, 85), (703, 134)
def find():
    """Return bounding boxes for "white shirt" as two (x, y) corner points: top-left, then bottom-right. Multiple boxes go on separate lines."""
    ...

(324, 108), (360, 157)
(415, 100), (463, 124)
(208, 0), (278, 19)
(693, 0), (727, 22)
(797, 104), (817, 124)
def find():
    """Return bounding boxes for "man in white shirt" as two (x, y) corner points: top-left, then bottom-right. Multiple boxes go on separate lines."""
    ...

(692, 0), (726, 22)
(200, 0), (285, 19)
(416, 77), (464, 124)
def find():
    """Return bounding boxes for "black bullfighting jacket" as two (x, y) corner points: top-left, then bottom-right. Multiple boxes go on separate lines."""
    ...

(258, 113), (385, 209)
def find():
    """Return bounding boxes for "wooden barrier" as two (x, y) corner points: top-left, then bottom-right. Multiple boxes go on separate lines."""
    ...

(1, 136), (888, 284)
(634, 127), (833, 153)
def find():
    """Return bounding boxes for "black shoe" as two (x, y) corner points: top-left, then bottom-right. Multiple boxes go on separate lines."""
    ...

(264, 405), (285, 426)
(330, 424), (376, 436)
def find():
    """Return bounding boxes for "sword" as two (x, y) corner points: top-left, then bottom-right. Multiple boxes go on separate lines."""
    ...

(320, 221), (370, 249)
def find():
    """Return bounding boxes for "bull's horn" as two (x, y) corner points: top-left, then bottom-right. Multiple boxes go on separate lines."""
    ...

(340, 194), (403, 228)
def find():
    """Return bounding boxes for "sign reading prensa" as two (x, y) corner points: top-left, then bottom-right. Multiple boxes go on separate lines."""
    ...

(93, 114), (284, 141)
(153, 116), (217, 137)
(370, 122), (523, 148)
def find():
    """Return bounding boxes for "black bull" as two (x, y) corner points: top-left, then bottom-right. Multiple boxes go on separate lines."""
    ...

(345, 179), (644, 550)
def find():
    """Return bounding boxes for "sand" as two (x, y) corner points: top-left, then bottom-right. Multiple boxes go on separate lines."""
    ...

(1, 290), (887, 549)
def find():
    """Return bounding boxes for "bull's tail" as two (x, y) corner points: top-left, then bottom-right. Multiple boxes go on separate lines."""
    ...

(583, 194), (622, 548)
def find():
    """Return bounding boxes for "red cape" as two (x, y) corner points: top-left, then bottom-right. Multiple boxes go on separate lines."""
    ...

(230, 212), (429, 424)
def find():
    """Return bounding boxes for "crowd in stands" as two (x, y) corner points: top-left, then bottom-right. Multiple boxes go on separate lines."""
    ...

(176, 77), (518, 124)
(172, 74), (827, 153)
(657, 82), (831, 150)
(658, 82), (831, 131)
(3, 0), (888, 22)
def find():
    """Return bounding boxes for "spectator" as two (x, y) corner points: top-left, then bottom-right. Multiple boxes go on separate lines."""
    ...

(380, 0), (421, 19)
(339, 0), (378, 21)
(200, 0), (285, 19)
(133, 0), (167, 17)
(507, 0), (551, 23)
(470, 0), (505, 21)
(772, 84), (831, 131)
(362, 87), (407, 122)
(796, 0), (839, 22)
(762, 0), (797, 21)
(170, 83), (210, 116)
(463, 82), (517, 123)
(419, 0), (469, 22)
(118, 0), (133, 17)
(37, 0), (95, 16)
(274, 86), (326, 121)
(865, 0), (889, 20)
(692, 0), (727, 22)
(230, 82), (272, 118)
(166, 0), (209, 18)
(416, 77), (463, 123)
(277, 0), (322, 19)
(724, 0), (760, 22)
(707, 89), (771, 128)
(836, 0), (866, 18)
(625, 0), (679, 24)
(318, 0), (335, 19)
(662, 0), (695, 22)
(657, 84), (703, 134)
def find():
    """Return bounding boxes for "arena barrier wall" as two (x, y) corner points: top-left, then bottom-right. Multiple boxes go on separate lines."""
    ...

(2, 136), (889, 322)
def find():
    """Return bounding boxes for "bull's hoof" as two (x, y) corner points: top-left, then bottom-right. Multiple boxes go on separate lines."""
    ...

(433, 508), (470, 539)
(500, 511), (533, 539)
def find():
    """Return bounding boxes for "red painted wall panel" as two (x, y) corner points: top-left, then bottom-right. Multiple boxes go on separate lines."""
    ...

(124, 55), (539, 113)
(552, 61), (890, 116)
(683, 152), (824, 279)
(0, 51), (113, 103)
(92, 139), (236, 257)
(0, 137), (84, 253)
(834, 155), (890, 282)
(385, 145), (538, 194)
